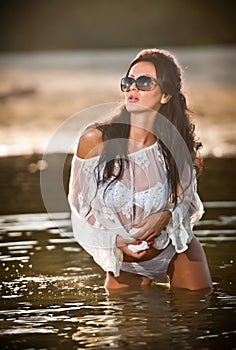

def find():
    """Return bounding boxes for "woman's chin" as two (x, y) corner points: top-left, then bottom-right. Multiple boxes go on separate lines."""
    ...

(125, 102), (150, 113)
(125, 102), (158, 115)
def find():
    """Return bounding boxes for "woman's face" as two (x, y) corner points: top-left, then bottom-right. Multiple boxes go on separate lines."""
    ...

(124, 61), (166, 113)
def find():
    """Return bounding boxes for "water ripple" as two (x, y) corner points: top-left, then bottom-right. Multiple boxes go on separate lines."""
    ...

(0, 208), (235, 349)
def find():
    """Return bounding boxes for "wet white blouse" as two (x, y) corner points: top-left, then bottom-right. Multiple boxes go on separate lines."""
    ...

(68, 141), (204, 277)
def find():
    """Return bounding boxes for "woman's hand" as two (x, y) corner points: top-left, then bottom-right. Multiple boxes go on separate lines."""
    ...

(118, 242), (148, 260)
(131, 210), (171, 242)
(116, 236), (149, 259)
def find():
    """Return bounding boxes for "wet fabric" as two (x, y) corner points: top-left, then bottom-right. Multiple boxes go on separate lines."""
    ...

(68, 139), (204, 277)
(121, 243), (176, 279)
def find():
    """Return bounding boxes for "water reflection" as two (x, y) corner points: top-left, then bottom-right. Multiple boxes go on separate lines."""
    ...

(71, 287), (229, 349)
(0, 202), (235, 349)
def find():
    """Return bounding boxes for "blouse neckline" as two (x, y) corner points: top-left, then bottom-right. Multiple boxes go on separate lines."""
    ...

(75, 140), (159, 162)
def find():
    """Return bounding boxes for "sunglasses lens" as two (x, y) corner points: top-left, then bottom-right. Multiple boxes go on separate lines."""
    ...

(136, 76), (154, 91)
(120, 77), (134, 92)
(120, 76), (157, 92)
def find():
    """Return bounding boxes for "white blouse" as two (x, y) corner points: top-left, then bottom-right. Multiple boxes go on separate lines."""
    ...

(68, 140), (204, 277)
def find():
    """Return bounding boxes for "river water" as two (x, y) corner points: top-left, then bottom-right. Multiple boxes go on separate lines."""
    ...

(0, 196), (235, 349)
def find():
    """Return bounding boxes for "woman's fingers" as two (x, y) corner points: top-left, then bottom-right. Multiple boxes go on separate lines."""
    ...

(136, 228), (162, 242)
(132, 250), (147, 259)
(119, 244), (148, 259)
(145, 231), (159, 241)
(131, 225), (148, 239)
(116, 235), (137, 247)
(131, 211), (170, 242)
(132, 220), (146, 228)
(137, 230), (156, 241)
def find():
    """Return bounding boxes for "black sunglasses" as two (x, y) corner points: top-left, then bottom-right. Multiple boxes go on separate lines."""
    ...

(120, 75), (160, 92)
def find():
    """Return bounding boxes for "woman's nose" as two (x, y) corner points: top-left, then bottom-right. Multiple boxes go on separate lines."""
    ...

(130, 81), (138, 90)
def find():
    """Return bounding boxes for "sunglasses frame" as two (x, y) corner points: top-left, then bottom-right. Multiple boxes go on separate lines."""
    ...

(120, 75), (161, 92)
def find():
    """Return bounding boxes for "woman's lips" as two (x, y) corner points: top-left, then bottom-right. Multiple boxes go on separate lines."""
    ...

(128, 95), (139, 103)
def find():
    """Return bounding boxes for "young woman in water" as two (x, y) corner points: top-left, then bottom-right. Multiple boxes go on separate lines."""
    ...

(68, 48), (212, 291)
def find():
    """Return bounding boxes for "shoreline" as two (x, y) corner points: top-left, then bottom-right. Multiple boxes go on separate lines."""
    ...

(1, 153), (236, 216)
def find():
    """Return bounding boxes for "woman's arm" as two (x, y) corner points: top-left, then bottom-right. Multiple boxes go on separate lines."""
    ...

(129, 210), (172, 242)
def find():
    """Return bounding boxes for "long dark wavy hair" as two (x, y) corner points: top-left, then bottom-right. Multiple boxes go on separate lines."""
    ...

(95, 48), (202, 205)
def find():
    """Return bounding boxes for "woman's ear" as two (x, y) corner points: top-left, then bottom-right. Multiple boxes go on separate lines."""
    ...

(160, 93), (172, 104)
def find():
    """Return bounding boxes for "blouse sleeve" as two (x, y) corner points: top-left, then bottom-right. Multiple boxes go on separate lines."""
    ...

(154, 166), (204, 253)
(68, 154), (132, 277)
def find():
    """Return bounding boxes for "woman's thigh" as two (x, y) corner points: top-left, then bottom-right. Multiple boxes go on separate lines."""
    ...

(105, 271), (152, 290)
(168, 236), (212, 291)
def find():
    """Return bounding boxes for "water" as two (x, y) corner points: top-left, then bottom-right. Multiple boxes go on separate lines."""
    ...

(0, 202), (235, 349)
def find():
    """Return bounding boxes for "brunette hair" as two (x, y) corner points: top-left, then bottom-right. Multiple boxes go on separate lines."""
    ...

(96, 48), (202, 204)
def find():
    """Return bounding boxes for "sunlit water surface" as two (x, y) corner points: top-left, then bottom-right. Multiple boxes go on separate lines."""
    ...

(0, 202), (235, 350)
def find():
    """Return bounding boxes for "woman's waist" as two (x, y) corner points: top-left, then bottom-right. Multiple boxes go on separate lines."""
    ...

(123, 246), (166, 262)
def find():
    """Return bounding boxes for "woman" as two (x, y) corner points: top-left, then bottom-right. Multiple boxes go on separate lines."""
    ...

(68, 48), (212, 291)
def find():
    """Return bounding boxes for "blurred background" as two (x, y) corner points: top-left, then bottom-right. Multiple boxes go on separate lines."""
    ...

(0, 0), (235, 50)
(0, 0), (235, 213)
(0, 4), (236, 349)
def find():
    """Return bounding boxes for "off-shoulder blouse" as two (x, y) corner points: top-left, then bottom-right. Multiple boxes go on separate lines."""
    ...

(68, 140), (204, 277)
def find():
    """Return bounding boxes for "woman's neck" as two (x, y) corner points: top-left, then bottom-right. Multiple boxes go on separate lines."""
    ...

(129, 111), (157, 146)
(129, 126), (156, 147)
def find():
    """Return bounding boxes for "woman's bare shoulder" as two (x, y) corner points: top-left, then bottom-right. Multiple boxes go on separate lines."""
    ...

(77, 124), (104, 159)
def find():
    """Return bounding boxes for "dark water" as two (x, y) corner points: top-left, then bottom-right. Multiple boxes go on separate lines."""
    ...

(1, 155), (236, 215)
(0, 156), (236, 349)
(0, 206), (235, 350)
